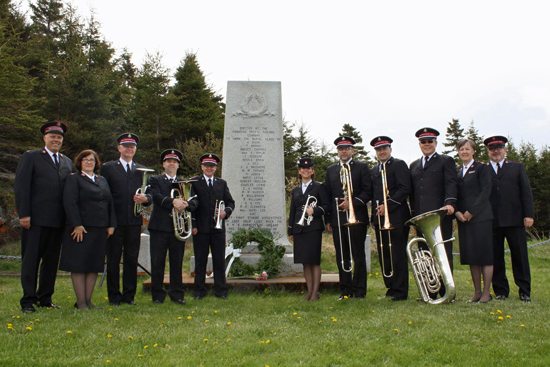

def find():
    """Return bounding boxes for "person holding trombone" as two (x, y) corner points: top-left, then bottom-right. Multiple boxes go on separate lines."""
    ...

(370, 136), (412, 301)
(288, 158), (329, 301)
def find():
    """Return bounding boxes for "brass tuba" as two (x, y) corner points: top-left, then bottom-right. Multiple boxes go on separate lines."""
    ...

(170, 179), (196, 241)
(134, 168), (155, 220)
(296, 195), (318, 226)
(406, 209), (456, 304)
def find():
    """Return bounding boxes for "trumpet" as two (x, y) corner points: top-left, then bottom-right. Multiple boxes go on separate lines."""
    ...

(296, 195), (317, 226)
(377, 162), (394, 278)
(406, 209), (456, 304)
(340, 163), (361, 227)
(214, 200), (225, 229)
(134, 168), (155, 220)
(170, 179), (196, 241)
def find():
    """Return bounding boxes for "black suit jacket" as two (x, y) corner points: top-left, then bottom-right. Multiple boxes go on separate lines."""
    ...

(63, 173), (117, 228)
(100, 160), (151, 226)
(324, 159), (372, 227)
(371, 157), (411, 226)
(456, 161), (493, 223)
(488, 160), (534, 227)
(15, 149), (73, 228)
(288, 181), (330, 235)
(189, 175), (235, 234)
(147, 175), (189, 233)
(409, 152), (458, 217)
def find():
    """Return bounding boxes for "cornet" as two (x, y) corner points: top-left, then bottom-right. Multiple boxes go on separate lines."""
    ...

(214, 200), (225, 229)
(296, 195), (317, 226)
(170, 179), (197, 241)
(134, 168), (155, 220)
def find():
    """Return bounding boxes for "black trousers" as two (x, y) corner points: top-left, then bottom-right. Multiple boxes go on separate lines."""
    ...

(492, 226), (531, 297)
(106, 225), (141, 303)
(20, 226), (62, 307)
(193, 232), (227, 297)
(332, 224), (368, 297)
(375, 224), (410, 299)
(149, 230), (185, 302)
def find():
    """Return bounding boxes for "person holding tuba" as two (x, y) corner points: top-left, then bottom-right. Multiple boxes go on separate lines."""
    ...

(288, 158), (330, 301)
(370, 136), (412, 301)
(455, 139), (494, 303)
(100, 133), (151, 306)
(147, 149), (193, 305)
(188, 154), (235, 300)
(324, 136), (372, 300)
(409, 127), (458, 300)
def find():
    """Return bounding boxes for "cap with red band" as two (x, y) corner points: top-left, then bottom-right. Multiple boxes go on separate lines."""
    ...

(370, 136), (393, 148)
(415, 127), (440, 140)
(116, 133), (139, 146)
(161, 149), (183, 162)
(40, 121), (67, 135)
(483, 135), (508, 148)
(200, 153), (220, 166)
(333, 136), (356, 147)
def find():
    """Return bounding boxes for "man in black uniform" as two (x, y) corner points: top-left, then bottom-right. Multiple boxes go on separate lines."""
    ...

(370, 136), (411, 301)
(189, 154), (235, 300)
(15, 121), (73, 312)
(100, 133), (151, 306)
(409, 128), (458, 277)
(324, 136), (372, 300)
(147, 149), (192, 305)
(484, 136), (534, 302)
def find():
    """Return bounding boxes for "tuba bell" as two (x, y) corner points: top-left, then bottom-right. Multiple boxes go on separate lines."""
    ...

(134, 168), (155, 220)
(170, 179), (196, 241)
(406, 209), (456, 304)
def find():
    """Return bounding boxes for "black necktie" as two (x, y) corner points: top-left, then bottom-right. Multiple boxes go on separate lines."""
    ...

(53, 153), (59, 167)
(126, 163), (131, 175)
(497, 162), (501, 174)
(208, 178), (213, 188)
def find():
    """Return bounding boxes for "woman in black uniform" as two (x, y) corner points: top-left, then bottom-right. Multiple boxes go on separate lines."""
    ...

(59, 150), (116, 309)
(455, 139), (494, 303)
(288, 158), (329, 301)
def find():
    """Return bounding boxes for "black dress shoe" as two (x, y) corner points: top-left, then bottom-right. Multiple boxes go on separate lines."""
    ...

(38, 302), (61, 309)
(22, 305), (36, 313)
(153, 300), (163, 304)
(109, 301), (121, 306)
(123, 300), (137, 305)
(172, 299), (187, 305)
(495, 295), (507, 300)
(520, 293), (531, 302)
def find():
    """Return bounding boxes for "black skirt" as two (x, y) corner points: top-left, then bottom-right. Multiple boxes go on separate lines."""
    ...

(458, 219), (493, 266)
(293, 230), (323, 265)
(59, 226), (108, 273)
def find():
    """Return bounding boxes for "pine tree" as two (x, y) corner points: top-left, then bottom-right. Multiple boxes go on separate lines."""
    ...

(339, 123), (375, 166)
(442, 118), (465, 165)
(465, 120), (488, 162)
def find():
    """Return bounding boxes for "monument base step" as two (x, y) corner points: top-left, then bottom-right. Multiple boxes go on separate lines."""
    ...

(142, 273), (340, 292)
(190, 253), (304, 277)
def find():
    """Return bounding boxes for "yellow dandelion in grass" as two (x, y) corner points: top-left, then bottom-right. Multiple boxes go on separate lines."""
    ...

(214, 310), (218, 314)
(205, 320), (209, 323)
(104, 297), (109, 300)
(107, 335), (112, 338)
(266, 340), (271, 344)
(128, 336), (133, 339)
(332, 319), (337, 322)
(490, 312), (495, 315)
(506, 315), (512, 319)
(498, 316), (504, 320)
(338, 357), (343, 360)
(25, 327), (32, 331)
(296, 336), (299, 338)
(178, 317), (182, 320)
(394, 329), (398, 332)
(66, 330), (71, 334)
(138, 355), (143, 357)
(114, 318), (119, 321)
(106, 360), (111, 363)
(154, 344), (158, 347)
(227, 339), (231, 342)
(144, 346), (148, 349)
(187, 316), (192, 320)
(259, 340), (265, 344)
(293, 312), (297, 315)
(368, 274), (372, 277)
(375, 272), (379, 276)
(213, 342), (218, 345)
(203, 339), (208, 342)
(372, 310), (375, 313)
(165, 344), (169, 348)
(408, 321), (412, 325)
(344, 295), (349, 299)
(297, 317), (301, 319)
(16, 316), (20, 319)
(227, 322), (232, 326)
(192, 311), (195, 314)
(319, 320), (322, 324)
(497, 310), (502, 314)
(68, 296), (71, 299)
(35, 319), (39, 322)
(521, 324), (525, 327)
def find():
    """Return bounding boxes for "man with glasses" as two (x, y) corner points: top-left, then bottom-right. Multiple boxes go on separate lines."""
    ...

(324, 136), (372, 300)
(484, 135), (534, 302)
(15, 121), (73, 313)
(409, 128), (458, 293)
(100, 133), (151, 306)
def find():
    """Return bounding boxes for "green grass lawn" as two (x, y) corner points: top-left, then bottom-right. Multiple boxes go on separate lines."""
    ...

(1, 238), (549, 366)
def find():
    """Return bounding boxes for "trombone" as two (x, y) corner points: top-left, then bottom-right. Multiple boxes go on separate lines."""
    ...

(336, 197), (353, 273)
(340, 163), (361, 227)
(134, 168), (155, 220)
(214, 200), (225, 229)
(377, 162), (394, 278)
(170, 179), (196, 241)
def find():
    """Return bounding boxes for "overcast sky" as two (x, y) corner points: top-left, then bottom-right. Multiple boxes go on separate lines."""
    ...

(26, 0), (550, 163)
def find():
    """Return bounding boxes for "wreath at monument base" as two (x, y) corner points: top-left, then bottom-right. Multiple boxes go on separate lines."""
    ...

(227, 227), (285, 279)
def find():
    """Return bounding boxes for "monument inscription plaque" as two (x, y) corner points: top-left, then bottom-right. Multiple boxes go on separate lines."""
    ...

(222, 81), (291, 250)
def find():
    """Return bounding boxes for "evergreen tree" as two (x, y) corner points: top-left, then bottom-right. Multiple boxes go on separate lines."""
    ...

(283, 120), (298, 181)
(465, 120), (488, 162)
(171, 52), (225, 142)
(339, 123), (375, 166)
(442, 118), (465, 164)
(294, 122), (316, 158)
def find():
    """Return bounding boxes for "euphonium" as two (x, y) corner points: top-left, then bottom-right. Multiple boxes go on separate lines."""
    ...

(340, 163), (361, 227)
(405, 209), (456, 304)
(170, 179), (196, 241)
(296, 195), (318, 226)
(134, 168), (155, 220)
(214, 200), (225, 229)
(378, 162), (394, 278)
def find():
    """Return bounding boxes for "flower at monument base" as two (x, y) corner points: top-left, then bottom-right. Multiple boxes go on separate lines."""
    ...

(255, 271), (268, 281)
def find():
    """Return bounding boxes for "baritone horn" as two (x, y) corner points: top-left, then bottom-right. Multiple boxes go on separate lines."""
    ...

(134, 168), (155, 220)
(378, 162), (394, 278)
(296, 195), (317, 226)
(214, 200), (225, 229)
(406, 209), (456, 304)
(171, 179), (196, 241)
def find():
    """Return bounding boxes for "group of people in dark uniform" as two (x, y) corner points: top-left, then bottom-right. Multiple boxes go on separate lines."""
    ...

(15, 121), (234, 312)
(288, 128), (534, 303)
(15, 120), (534, 312)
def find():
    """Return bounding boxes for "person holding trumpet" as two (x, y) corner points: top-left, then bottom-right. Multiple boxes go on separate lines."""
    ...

(324, 136), (372, 300)
(189, 154), (235, 300)
(370, 136), (412, 301)
(288, 158), (329, 301)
